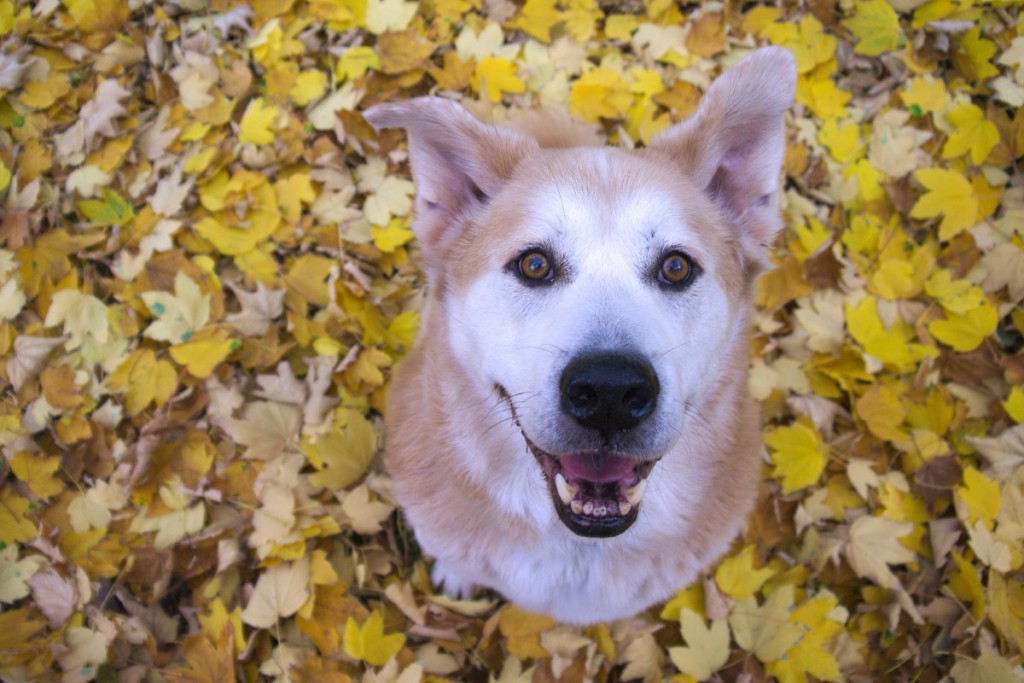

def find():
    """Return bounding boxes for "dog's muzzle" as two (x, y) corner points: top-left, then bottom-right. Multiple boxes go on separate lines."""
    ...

(499, 352), (663, 538)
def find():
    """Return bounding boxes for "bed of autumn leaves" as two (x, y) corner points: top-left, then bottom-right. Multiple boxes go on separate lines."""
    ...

(1, 0), (1024, 680)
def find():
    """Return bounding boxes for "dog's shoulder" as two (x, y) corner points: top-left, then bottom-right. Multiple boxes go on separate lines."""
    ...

(505, 109), (603, 149)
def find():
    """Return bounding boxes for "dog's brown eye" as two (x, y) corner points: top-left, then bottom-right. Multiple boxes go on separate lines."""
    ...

(659, 252), (692, 285)
(518, 251), (553, 281)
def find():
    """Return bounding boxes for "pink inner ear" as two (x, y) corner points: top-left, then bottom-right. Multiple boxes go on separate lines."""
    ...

(709, 149), (765, 218)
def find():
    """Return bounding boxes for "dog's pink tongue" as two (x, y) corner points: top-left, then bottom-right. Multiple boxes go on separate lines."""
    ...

(560, 453), (635, 483)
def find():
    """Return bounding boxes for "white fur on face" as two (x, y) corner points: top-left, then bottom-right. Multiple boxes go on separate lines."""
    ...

(442, 149), (742, 518)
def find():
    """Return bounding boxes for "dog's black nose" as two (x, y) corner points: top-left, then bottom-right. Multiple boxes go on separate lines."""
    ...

(560, 353), (659, 437)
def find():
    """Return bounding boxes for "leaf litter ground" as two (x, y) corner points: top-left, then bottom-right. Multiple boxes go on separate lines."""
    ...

(0, 0), (1023, 681)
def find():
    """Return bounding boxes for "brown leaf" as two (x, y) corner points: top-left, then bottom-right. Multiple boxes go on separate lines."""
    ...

(428, 51), (474, 91)
(378, 29), (438, 75)
(912, 455), (962, 510)
(40, 365), (85, 410)
(164, 635), (234, 683)
(684, 13), (726, 57)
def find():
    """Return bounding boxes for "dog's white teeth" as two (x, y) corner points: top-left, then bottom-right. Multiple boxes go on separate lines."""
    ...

(554, 473), (578, 504)
(619, 501), (632, 516)
(571, 500), (583, 514)
(582, 501), (594, 515)
(624, 478), (648, 506)
(594, 505), (607, 517)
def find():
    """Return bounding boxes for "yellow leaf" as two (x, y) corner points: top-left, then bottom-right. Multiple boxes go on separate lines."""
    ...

(870, 259), (918, 300)
(1003, 386), (1024, 424)
(901, 76), (947, 117)
(18, 72), (71, 109)
(798, 74), (852, 121)
(239, 98), (279, 145)
(337, 46), (380, 80)
(273, 174), (315, 227)
(9, 451), (64, 499)
(290, 70), (328, 106)
(569, 68), (632, 124)
(957, 467), (1001, 530)
(472, 57), (525, 103)
(108, 349), (178, 416)
(0, 0), (13, 35)
(715, 546), (774, 600)
(954, 27), (999, 83)
(511, 0), (563, 43)
(605, 14), (638, 41)
(987, 572), (1024, 654)
(499, 605), (556, 660)
(0, 490), (37, 545)
(0, 158), (10, 192)
(845, 295), (936, 371)
(842, 0), (902, 57)
(198, 598), (245, 654)
(765, 416), (828, 494)
(668, 609), (730, 681)
(370, 217), (415, 253)
(193, 217), (270, 256)
(762, 15), (835, 74)
(817, 118), (861, 163)
(660, 583), (705, 622)
(195, 170), (281, 254)
(729, 586), (805, 664)
(767, 595), (843, 683)
(928, 301), (998, 352)
(0, 608), (45, 650)
(77, 188), (134, 226)
(910, 168), (978, 240)
(743, 6), (782, 36)
(856, 384), (906, 442)
(169, 329), (237, 379)
(63, 0), (127, 32)
(925, 269), (986, 316)
(343, 610), (406, 666)
(305, 409), (378, 490)
(943, 103), (999, 165)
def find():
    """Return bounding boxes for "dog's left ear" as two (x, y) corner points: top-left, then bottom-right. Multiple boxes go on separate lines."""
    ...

(650, 47), (796, 256)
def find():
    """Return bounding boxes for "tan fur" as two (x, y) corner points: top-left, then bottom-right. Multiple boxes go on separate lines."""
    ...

(369, 47), (796, 623)
(506, 109), (604, 148)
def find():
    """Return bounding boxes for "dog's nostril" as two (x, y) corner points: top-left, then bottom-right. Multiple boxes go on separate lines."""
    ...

(623, 387), (654, 415)
(567, 385), (598, 410)
(560, 352), (659, 437)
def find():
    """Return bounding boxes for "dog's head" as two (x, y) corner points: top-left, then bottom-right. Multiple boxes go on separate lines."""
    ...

(367, 48), (796, 539)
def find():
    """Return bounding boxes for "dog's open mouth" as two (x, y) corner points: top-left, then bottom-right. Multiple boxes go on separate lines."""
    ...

(497, 385), (657, 537)
(525, 436), (656, 538)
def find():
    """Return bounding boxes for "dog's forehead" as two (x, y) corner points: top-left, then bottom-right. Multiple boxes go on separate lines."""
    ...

(508, 148), (728, 259)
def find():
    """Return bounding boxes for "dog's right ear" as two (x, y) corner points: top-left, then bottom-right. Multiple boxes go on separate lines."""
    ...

(364, 97), (538, 254)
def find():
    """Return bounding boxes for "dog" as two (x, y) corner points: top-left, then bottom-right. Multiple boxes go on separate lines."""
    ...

(365, 47), (796, 624)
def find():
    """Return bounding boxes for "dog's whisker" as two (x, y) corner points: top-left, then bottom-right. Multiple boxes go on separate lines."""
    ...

(652, 340), (692, 358)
